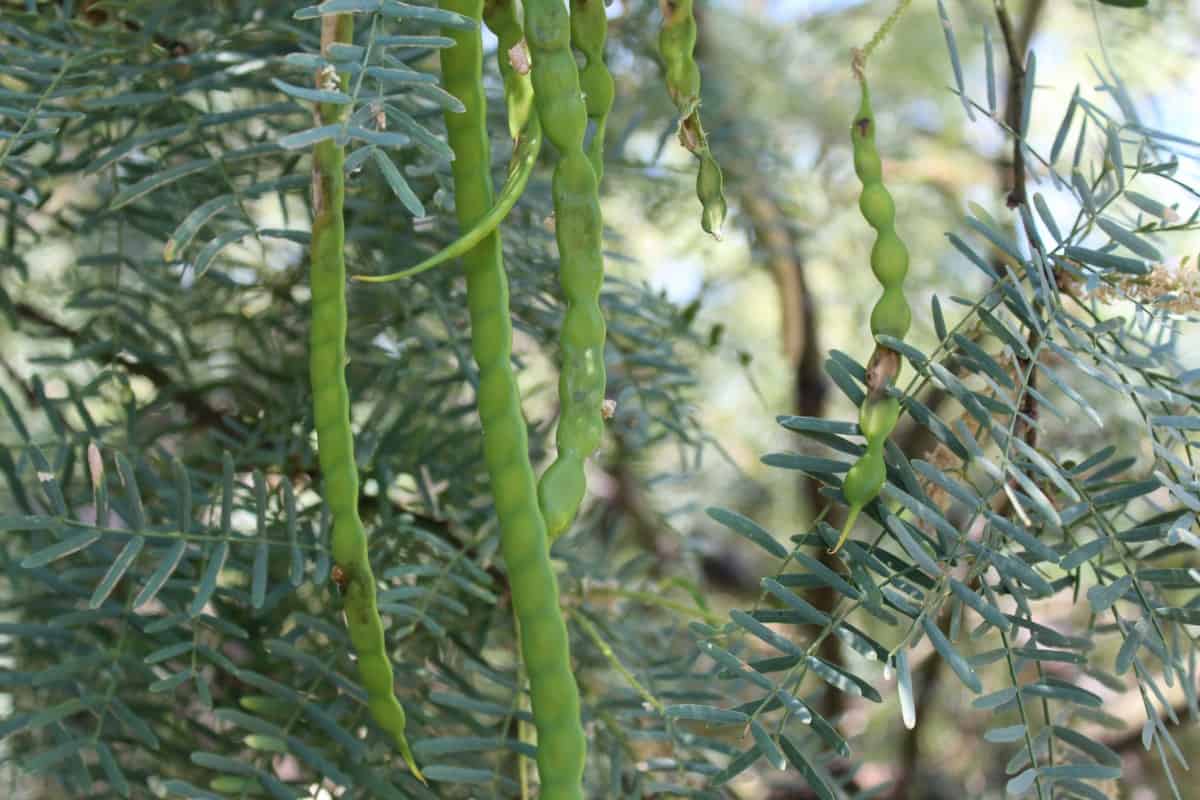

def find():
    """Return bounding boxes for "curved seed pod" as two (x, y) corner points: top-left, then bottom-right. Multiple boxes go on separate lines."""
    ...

(442, 3), (586, 799)
(524, 0), (608, 547)
(831, 80), (912, 555)
(658, 0), (726, 238)
(351, 121), (541, 284)
(570, 0), (614, 181)
(306, 14), (422, 780)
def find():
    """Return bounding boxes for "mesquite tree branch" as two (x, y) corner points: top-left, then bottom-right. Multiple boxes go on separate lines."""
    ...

(995, 0), (1045, 208)
(995, 0), (1048, 450)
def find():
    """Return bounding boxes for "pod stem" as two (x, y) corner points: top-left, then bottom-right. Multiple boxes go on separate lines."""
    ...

(852, 0), (914, 80)
(832, 505), (862, 554)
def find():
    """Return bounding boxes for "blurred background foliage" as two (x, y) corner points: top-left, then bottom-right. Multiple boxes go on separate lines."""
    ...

(2, 0), (1200, 798)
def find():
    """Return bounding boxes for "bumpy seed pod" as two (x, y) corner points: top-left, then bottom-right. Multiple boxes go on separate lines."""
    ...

(832, 80), (912, 555)
(442, 3), (587, 799)
(306, 14), (421, 780)
(570, 0), (614, 181)
(658, 0), (700, 111)
(486, 0), (536, 140)
(838, 393), (900, 548)
(525, 0), (608, 548)
(658, 0), (726, 238)
(853, 85), (911, 340)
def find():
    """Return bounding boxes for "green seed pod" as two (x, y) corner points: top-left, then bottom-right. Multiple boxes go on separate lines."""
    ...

(658, 0), (726, 238)
(439, 4), (588, 799)
(659, 0), (700, 110)
(525, 0), (570, 50)
(859, 394), (901, 441)
(870, 286), (912, 340)
(486, 0), (535, 140)
(870, 230), (908, 285)
(570, 0), (614, 181)
(834, 394), (900, 554)
(538, 459), (587, 538)
(842, 442), (887, 509)
(523, 0), (617, 794)
(854, 145), (883, 184)
(858, 183), (894, 231)
(441, 0), (590, 791)
(852, 80), (911, 345)
(697, 150), (727, 239)
(525, 0), (609, 552)
(307, 13), (422, 780)
(831, 79), (913, 555)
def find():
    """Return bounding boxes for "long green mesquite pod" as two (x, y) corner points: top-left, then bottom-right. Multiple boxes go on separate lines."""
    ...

(525, 0), (608, 544)
(306, 14), (422, 779)
(439, 2), (587, 798)
(570, 0), (614, 181)
(658, 0), (726, 238)
(832, 79), (912, 555)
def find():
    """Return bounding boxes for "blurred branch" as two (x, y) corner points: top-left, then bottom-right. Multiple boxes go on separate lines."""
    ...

(739, 189), (826, 510)
(996, 0), (1045, 208)
(996, 0), (1049, 452)
(600, 435), (683, 569)
(12, 301), (238, 437)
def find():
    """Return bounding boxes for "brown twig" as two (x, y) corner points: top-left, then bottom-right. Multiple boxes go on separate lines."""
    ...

(995, 0), (1045, 209)
(995, 0), (1048, 451)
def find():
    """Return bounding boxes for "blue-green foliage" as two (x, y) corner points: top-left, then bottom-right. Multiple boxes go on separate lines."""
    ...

(698, 5), (1200, 798)
(3, 1), (1198, 799)
(0, 2), (708, 797)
